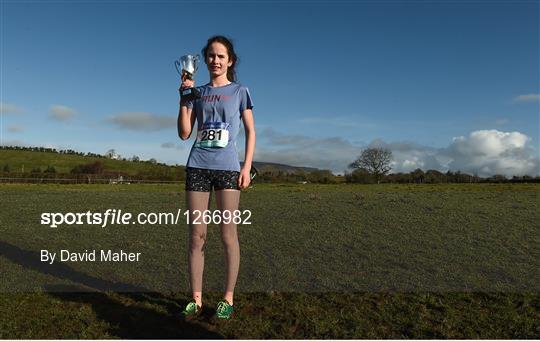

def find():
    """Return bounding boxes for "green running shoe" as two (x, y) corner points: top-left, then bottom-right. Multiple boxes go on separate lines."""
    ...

(215, 300), (234, 319)
(181, 301), (201, 320)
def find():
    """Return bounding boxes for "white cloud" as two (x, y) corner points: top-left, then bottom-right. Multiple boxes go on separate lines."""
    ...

(252, 128), (539, 177)
(0, 139), (27, 147)
(0, 102), (23, 114)
(513, 94), (540, 103)
(107, 112), (175, 131)
(161, 142), (184, 150)
(443, 130), (538, 176)
(49, 105), (78, 121)
(161, 142), (175, 148)
(252, 127), (363, 172)
(7, 125), (24, 133)
(366, 139), (450, 174)
(449, 130), (527, 157)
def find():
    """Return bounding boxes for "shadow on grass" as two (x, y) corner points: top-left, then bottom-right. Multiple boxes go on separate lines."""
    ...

(47, 285), (222, 339)
(0, 240), (222, 338)
(0, 240), (152, 291)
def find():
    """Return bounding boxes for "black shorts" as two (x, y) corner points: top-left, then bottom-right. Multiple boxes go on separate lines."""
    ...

(185, 167), (240, 192)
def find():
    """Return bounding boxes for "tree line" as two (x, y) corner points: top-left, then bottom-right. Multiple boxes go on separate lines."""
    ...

(1, 145), (104, 157)
(0, 146), (165, 166)
(0, 160), (185, 182)
(345, 147), (539, 184)
(1, 146), (538, 184)
(344, 168), (539, 184)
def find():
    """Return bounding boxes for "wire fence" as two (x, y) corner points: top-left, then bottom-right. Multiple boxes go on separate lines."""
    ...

(0, 177), (183, 185)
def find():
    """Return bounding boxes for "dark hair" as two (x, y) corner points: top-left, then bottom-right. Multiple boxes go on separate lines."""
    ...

(201, 35), (238, 82)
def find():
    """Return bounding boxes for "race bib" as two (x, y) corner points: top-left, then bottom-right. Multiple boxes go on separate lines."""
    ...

(195, 122), (229, 148)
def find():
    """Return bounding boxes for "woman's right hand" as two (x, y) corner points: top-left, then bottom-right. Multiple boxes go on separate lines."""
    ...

(180, 77), (195, 90)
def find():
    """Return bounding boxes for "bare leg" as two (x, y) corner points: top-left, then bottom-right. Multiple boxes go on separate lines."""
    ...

(186, 190), (211, 307)
(215, 189), (241, 305)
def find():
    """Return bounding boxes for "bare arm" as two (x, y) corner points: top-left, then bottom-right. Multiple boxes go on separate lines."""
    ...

(177, 78), (196, 140)
(238, 108), (256, 189)
(177, 103), (196, 140)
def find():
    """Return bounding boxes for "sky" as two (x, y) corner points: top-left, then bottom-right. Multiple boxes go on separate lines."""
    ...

(1, 0), (539, 176)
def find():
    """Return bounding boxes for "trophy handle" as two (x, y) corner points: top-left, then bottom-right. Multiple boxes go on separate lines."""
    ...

(250, 165), (258, 181)
(174, 60), (182, 76)
(193, 54), (200, 73)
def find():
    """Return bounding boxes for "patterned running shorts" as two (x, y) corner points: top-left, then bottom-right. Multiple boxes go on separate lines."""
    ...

(185, 167), (240, 192)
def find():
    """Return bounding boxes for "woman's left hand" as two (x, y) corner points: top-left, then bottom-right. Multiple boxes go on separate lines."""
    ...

(238, 168), (251, 190)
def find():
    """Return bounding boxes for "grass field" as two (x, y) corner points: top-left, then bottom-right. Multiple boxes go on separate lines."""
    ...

(0, 183), (538, 338)
(0, 149), (181, 175)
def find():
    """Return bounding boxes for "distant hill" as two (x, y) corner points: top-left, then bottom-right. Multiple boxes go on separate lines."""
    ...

(0, 147), (327, 175)
(0, 148), (179, 175)
(244, 161), (321, 174)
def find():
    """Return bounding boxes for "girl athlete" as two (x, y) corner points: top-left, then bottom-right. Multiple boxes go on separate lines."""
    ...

(177, 35), (255, 320)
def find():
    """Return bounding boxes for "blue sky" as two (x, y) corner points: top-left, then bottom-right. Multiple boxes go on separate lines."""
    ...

(1, 0), (539, 176)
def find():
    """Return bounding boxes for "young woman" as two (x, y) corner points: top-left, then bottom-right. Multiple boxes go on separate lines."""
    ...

(177, 35), (255, 320)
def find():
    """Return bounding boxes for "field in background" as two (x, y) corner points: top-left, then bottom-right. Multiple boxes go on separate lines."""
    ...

(0, 183), (538, 338)
(0, 148), (318, 177)
(0, 149), (180, 175)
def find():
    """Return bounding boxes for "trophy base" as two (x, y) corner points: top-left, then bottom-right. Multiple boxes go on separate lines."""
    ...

(180, 87), (201, 101)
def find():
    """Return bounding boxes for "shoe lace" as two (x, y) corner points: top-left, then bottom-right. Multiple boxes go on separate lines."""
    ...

(217, 301), (228, 314)
(186, 302), (197, 313)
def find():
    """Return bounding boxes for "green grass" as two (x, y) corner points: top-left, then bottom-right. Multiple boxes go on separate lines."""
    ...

(1, 291), (538, 338)
(0, 183), (538, 338)
(0, 149), (181, 175)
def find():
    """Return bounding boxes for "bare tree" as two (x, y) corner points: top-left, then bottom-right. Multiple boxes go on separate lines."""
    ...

(349, 147), (393, 184)
(105, 149), (117, 159)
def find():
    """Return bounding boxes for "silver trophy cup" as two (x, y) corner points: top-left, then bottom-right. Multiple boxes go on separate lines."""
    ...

(175, 54), (201, 100)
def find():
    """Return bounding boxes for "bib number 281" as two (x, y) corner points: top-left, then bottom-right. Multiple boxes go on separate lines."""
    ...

(200, 129), (223, 141)
(195, 122), (229, 148)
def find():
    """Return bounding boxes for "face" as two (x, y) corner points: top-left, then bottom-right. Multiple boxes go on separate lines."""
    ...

(205, 42), (233, 78)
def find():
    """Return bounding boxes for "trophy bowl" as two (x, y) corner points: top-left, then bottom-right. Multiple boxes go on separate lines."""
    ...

(175, 54), (201, 100)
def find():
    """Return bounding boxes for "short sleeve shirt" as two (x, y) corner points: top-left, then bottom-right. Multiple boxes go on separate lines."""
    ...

(185, 82), (253, 171)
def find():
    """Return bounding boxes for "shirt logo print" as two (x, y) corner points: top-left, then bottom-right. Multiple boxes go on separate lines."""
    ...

(201, 94), (231, 103)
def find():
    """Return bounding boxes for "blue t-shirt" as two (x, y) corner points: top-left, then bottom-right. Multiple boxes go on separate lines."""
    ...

(185, 82), (253, 171)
